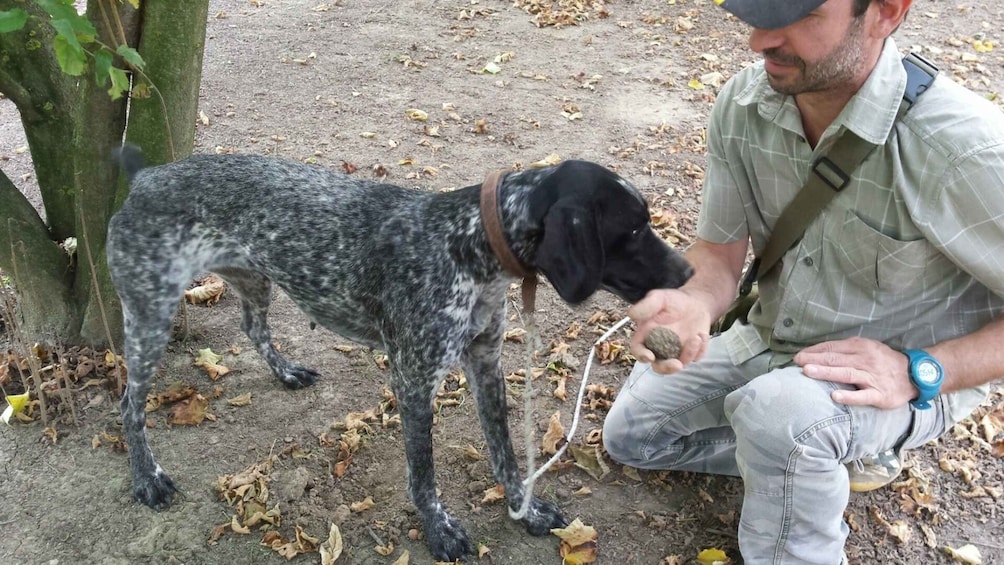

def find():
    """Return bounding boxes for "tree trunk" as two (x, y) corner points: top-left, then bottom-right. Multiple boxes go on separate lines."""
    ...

(0, 0), (209, 347)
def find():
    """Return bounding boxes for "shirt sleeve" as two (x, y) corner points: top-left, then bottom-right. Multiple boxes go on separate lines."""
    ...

(917, 141), (1004, 299)
(697, 79), (754, 246)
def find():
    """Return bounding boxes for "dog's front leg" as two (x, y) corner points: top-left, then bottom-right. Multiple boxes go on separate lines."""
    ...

(463, 328), (569, 536)
(394, 375), (475, 561)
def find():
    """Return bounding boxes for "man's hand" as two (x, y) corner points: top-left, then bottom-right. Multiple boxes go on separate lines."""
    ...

(629, 288), (712, 374)
(794, 337), (917, 409)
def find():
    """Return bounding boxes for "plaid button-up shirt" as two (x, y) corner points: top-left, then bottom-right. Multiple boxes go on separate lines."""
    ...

(698, 39), (1004, 421)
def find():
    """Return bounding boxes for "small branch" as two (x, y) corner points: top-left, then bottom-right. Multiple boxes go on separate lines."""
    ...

(0, 68), (39, 123)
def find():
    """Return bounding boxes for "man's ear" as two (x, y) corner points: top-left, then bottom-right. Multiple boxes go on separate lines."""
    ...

(871, 0), (912, 39)
(535, 200), (603, 304)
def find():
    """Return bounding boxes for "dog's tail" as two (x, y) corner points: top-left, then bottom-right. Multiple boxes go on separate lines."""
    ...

(112, 144), (145, 183)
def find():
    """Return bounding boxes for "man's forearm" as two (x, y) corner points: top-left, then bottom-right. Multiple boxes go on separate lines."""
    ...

(680, 238), (749, 322)
(930, 315), (1004, 393)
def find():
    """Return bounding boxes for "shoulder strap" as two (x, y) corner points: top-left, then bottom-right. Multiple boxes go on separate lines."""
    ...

(737, 53), (938, 297)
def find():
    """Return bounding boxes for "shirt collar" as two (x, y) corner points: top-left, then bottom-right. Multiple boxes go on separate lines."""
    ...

(733, 38), (907, 145)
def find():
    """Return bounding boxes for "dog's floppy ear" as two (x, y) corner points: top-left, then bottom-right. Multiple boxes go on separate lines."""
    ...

(535, 200), (603, 304)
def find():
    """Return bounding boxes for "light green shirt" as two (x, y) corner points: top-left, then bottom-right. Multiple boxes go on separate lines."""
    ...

(698, 38), (1004, 421)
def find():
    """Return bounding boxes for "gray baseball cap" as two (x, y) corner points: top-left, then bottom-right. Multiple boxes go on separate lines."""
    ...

(715, 0), (828, 30)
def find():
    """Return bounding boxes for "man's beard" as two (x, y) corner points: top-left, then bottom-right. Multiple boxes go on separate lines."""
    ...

(761, 17), (867, 95)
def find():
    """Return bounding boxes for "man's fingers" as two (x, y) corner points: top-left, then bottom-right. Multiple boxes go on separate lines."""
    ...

(830, 387), (882, 407)
(626, 291), (666, 322)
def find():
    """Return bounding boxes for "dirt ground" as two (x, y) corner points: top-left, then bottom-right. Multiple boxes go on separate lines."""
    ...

(2, 1), (1004, 564)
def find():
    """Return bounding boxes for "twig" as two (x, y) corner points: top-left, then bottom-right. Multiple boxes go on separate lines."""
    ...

(76, 191), (122, 394)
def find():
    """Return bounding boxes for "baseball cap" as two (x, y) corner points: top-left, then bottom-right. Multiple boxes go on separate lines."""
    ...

(714, 0), (827, 30)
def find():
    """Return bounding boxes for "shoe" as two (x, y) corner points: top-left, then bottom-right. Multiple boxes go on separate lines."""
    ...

(846, 449), (902, 492)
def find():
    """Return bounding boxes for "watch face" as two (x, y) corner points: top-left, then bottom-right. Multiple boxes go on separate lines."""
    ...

(916, 360), (940, 384)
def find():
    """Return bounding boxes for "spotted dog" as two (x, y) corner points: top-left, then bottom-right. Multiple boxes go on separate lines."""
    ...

(106, 146), (693, 561)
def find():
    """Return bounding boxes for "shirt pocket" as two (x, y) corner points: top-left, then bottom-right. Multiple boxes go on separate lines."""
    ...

(830, 209), (953, 294)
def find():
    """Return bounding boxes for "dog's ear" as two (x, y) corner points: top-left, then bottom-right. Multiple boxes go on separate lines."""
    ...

(536, 200), (603, 304)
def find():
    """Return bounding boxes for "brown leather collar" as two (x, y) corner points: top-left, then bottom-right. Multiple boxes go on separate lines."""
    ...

(479, 170), (538, 313)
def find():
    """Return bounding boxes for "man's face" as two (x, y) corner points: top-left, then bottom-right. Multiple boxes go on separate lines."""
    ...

(749, 0), (872, 95)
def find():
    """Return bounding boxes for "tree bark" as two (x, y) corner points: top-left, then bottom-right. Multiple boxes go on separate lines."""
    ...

(0, 0), (209, 347)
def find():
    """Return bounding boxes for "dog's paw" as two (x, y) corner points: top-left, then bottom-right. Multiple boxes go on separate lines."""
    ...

(425, 512), (475, 561)
(133, 467), (178, 510)
(278, 365), (320, 389)
(520, 496), (568, 536)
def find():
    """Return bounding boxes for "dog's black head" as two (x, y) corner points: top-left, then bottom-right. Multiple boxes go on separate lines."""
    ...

(529, 160), (693, 304)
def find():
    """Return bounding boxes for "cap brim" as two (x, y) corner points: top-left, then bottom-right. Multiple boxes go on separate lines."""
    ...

(716, 0), (821, 30)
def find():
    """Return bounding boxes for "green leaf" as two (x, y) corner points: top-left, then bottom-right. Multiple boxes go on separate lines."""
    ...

(36, 0), (83, 23)
(0, 8), (29, 33)
(52, 33), (86, 75)
(127, 0), (141, 9)
(94, 48), (113, 87)
(116, 45), (145, 70)
(107, 67), (130, 100)
(37, 0), (97, 41)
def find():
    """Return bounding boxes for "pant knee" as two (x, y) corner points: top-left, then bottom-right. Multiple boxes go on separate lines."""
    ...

(725, 371), (849, 462)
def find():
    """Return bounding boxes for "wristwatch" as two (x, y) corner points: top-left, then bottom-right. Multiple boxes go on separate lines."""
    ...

(904, 349), (944, 410)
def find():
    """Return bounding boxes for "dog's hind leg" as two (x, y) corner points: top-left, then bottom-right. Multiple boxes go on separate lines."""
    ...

(462, 310), (568, 535)
(119, 297), (181, 509)
(214, 268), (319, 389)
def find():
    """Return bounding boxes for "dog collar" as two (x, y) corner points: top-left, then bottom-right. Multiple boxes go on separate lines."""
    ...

(479, 170), (539, 313)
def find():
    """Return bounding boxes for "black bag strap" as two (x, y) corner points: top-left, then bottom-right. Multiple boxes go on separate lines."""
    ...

(737, 52), (938, 297)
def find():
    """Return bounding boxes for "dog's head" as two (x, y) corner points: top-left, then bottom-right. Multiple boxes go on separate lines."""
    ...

(529, 160), (693, 304)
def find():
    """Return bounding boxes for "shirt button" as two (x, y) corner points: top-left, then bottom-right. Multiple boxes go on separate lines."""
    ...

(803, 256), (814, 267)
(783, 318), (794, 327)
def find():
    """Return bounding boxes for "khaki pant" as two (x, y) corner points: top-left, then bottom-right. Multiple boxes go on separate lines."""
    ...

(603, 334), (948, 565)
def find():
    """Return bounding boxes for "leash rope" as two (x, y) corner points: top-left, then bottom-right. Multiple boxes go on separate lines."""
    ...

(510, 315), (633, 520)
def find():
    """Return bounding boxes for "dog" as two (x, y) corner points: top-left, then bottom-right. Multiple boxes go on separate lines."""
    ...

(106, 146), (693, 561)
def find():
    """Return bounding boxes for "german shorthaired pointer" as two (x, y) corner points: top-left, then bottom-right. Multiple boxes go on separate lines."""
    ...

(106, 146), (692, 561)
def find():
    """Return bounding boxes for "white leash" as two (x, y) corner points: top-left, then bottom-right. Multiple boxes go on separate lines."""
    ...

(509, 315), (633, 520)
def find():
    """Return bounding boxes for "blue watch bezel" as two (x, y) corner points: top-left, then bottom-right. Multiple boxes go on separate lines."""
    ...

(904, 349), (943, 410)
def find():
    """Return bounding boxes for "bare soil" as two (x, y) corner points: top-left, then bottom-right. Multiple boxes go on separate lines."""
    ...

(2, 1), (1003, 564)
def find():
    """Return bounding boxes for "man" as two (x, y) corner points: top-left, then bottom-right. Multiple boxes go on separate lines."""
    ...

(602, 0), (1004, 563)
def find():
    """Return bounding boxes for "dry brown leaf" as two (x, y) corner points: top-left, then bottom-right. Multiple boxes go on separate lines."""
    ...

(226, 392), (252, 406)
(185, 275), (227, 305)
(350, 496), (375, 512)
(169, 393), (210, 426)
(194, 348), (230, 380)
(319, 523), (343, 565)
(530, 152), (561, 168)
(542, 411), (566, 455)
(887, 520), (912, 544)
(944, 544), (983, 564)
(231, 514), (251, 535)
(375, 542), (394, 555)
(552, 518), (598, 564)
(573, 486), (592, 496)
(568, 443), (609, 481)
(482, 484), (506, 504)
(478, 543), (490, 558)
(391, 550), (410, 565)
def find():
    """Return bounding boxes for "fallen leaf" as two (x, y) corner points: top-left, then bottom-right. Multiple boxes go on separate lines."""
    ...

(541, 411), (566, 455)
(226, 392), (252, 406)
(530, 153), (561, 168)
(568, 443), (610, 481)
(350, 496), (375, 512)
(169, 393), (210, 425)
(375, 542), (394, 555)
(185, 275), (227, 305)
(319, 523), (343, 565)
(552, 518), (598, 564)
(194, 348), (230, 380)
(231, 514), (251, 534)
(944, 544), (983, 565)
(405, 108), (428, 121)
(482, 484), (506, 504)
(696, 547), (731, 565)
(2, 392), (30, 425)
(391, 550), (410, 565)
